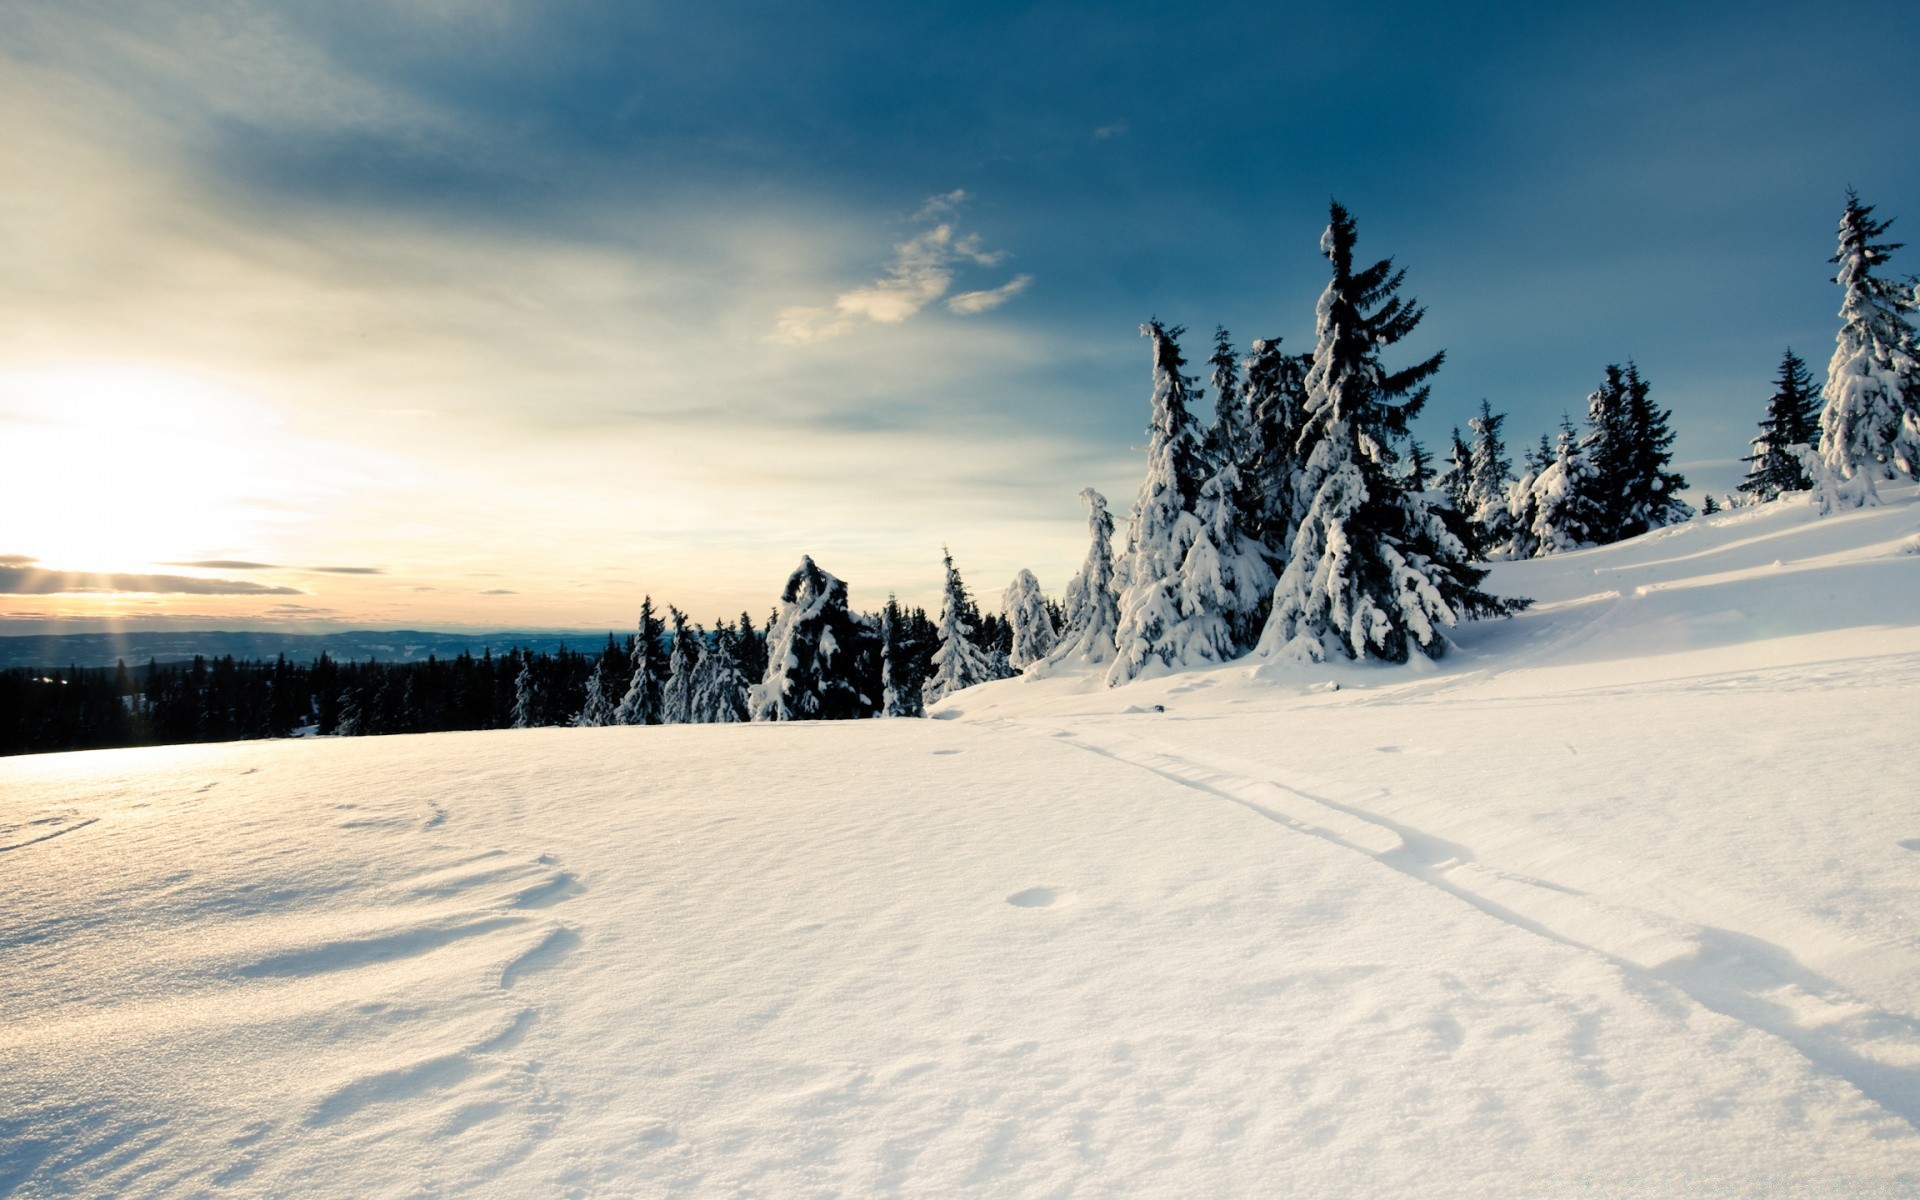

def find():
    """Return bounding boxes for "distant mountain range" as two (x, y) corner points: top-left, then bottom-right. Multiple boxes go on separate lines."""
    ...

(0, 629), (622, 670)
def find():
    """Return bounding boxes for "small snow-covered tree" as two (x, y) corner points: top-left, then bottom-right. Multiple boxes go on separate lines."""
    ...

(1001, 569), (1059, 670)
(1436, 427), (1473, 516)
(1530, 418), (1604, 555)
(1582, 363), (1689, 540)
(615, 597), (666, 726)
(510, 653), (538, 729)
(691, 619), (751, 724)
(925, 549), (998, 704)
(1464, 400), (1514, 553)
(1816, 192), (1920, 507)
(1740, 348), (1821, 502)
(1257, 201), (1512, 664)
(574, 658), (616, 727)
(879, 595), (924, 717)
(662, 607), (700, 725)
(1034, 488), (1121, 674)
(749, 556), (872, 721)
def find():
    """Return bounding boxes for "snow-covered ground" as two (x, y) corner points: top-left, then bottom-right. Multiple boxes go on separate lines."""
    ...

(4, 490), (1919, 1198)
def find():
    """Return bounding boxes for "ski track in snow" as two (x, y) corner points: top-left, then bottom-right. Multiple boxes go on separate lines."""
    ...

(994, 716), (1920, 1132)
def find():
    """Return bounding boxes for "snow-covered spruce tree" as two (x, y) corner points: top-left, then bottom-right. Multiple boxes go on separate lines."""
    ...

(510, 652), (538, 729)
(1110, 321), (1267, 683)
(1740, 348), (1821, 502)
(880, 595), (925, 717)
(690, 618), (750, 724)
(1464, 399), (1514, 553)
(574, 657), (616, 727)
(1582, 363), (1689, 540)
(748, 556), (873, 721)
(1619, 364), (1691, 534)
(1033, 488), (1120, 675)
(1403, 439), (1432, 491)
(1816, 193), (1920, 506)
(1256, 201), (1512, 664)
(662, 607), (700, 725)
(1192, 332), (1280, 650)
(925, 549), (999, 704)
(1001, 569), (1059, 671)
(614, 596), (666, 726)
(1529, 417), (1604, 555)
(1239, 336), (1312, 554)
(1437, 427), (1473, 516)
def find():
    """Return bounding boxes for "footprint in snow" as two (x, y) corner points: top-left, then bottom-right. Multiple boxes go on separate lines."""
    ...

(1006, 887), (1064, 908)
(932, 749), (962, 756)
(1899, 838), (1920, 852)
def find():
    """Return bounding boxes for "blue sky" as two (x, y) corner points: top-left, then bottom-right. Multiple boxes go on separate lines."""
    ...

(1, 0), (1915, 629)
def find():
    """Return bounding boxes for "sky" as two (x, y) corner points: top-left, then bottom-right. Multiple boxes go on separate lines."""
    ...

(1, 0), (1916, 633)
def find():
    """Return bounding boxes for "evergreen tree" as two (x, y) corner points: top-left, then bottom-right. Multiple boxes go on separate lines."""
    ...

(662, 607), (700, 724)
(1239, 336), (1312, 555)
(749, 556), (872, 721)
(1111, 321), (1260, 683)
(1035, 487), (1121, 674)
(1582, 363), (1689, 540)
(510, 651), (538, 729)
(1816, 192), (1920, 506)
(1529, 417), (1604, 555)
(1619, 364), (1691, 534)
(925, 549), (998, 704)
(880, 596), (924, 717)
(1740, 348), (1821, 501)
(615, 596), (666, 725)
(1001, 569), (1059, 671)
(691, 619), (751, 724)
(574, 658), (616, 727)
(1464, 399), (1514, 552)
(1257, 201), (1511, 664)
(1403, 439), (1432, 492)
(1437, 427), (1473, 515)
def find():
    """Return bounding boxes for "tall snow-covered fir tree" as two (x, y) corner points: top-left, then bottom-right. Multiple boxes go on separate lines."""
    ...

(1464, 399), (1514, 553)
(1192, 330), (1280, 651)
(1033, 488), (1120, 675)
(614, 597), (666, 725)
(925, 549), (998, 705)
(1001, 569), (1059, 671)
(662, 606), (700, 725)
(749, 556), (873, 722)
(1740, 348), (1821, 502)
(1816, 192), (1920, 506)
(690, 618), (751, 724)
(1256, 201), (1511, 664)
(1110, 320), (1263, 684)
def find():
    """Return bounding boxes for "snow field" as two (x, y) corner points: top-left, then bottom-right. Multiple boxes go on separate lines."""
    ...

(2, 487), (1919, 1197)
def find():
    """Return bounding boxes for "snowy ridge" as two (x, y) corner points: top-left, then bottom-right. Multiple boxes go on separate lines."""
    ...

(4, 490), (1920, 1197)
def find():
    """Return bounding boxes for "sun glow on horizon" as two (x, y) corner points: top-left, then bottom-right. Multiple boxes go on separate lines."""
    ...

(0, 363), (317, 573)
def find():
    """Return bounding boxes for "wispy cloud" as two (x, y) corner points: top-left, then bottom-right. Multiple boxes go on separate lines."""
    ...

(774, 192), (1031, 343)
(0, 565), (303, 596)
(161, 560), (386, 575)
(949, 274), (1034, 315)
(1093, 121), (1129, 141)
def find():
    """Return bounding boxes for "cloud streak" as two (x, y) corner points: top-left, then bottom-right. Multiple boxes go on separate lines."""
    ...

(775, 192), (1031, 343)
(0, 565), (304, 596)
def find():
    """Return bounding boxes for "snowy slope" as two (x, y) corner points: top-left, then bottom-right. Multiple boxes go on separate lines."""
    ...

(3, 490), (1919, 1198)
